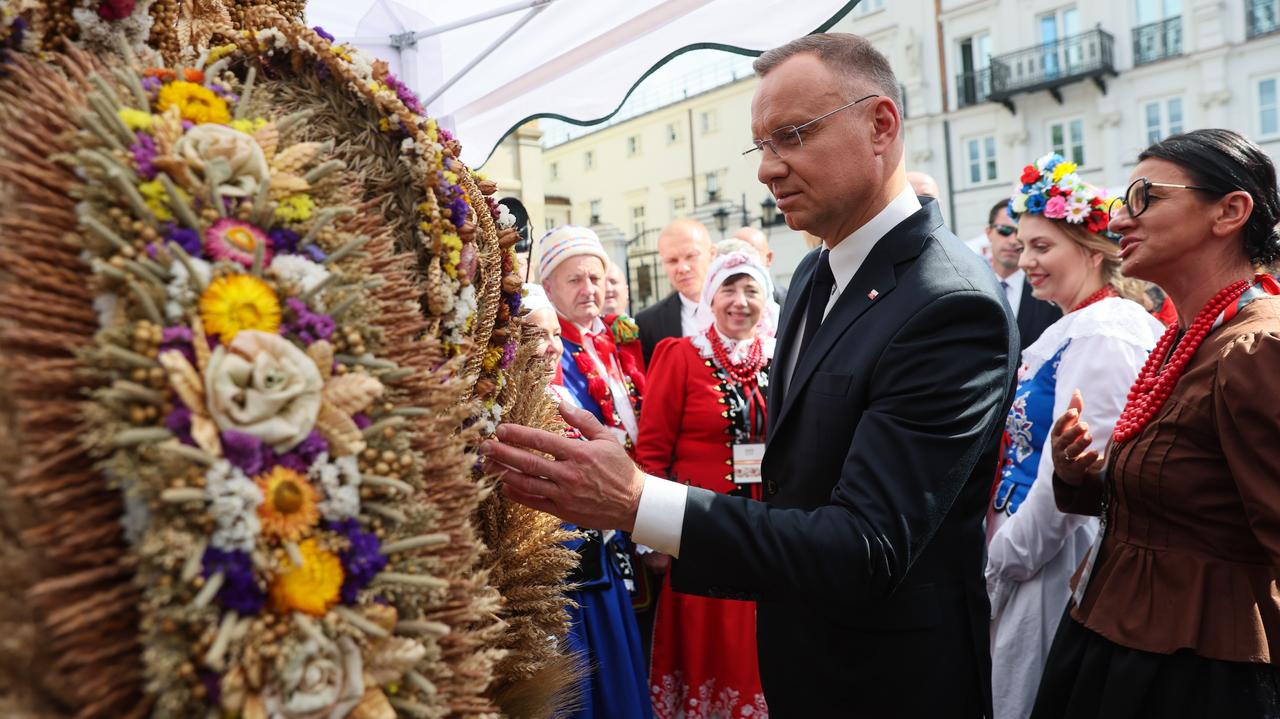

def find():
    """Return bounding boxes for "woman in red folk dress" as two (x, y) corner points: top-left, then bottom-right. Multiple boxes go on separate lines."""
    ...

(639, 250), (778, 719)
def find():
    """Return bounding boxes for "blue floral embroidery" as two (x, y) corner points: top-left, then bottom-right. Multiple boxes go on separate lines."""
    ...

(993, 342), (1070, 516)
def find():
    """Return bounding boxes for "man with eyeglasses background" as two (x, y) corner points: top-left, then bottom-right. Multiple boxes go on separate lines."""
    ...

(987, 198), (1062, 350)
(482, 32), (1016, 717)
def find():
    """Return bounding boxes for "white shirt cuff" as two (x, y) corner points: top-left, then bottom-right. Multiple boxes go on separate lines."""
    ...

(632, 474), (687, 558)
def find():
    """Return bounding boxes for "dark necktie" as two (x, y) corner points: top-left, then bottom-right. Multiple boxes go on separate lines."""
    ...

(797, 249), (836, 358)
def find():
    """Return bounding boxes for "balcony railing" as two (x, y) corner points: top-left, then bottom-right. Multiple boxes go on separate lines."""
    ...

(1133, 17), (1182, 65)
(956, 67), (994, 109)
(1248, 0), (1280, 39)
(986, 28), (1117, 110)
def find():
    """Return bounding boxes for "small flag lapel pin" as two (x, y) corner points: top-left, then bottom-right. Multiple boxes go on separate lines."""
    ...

(867, 289), (879, 300)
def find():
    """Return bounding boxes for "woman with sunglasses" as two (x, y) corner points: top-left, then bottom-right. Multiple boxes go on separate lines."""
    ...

(984, 153), (1166, 719)
(1033, 129), (1280, 717)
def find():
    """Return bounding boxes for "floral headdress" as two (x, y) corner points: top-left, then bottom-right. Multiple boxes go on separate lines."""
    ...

(1010, 152), (1118, 238)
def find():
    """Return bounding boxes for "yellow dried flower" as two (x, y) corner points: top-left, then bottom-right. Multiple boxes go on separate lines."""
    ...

(256, 466), (320, 541)
(156, 81), (231, 125)
(138, 179), (185, 221)
(274, 194), (315, 223)
(118, 108), (154, 131)
(270, 538), (343, 616)
(199, 274), (282, 341)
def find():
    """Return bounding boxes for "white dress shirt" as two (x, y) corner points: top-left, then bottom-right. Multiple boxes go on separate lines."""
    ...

(633, 185), (923, 557)
(575, 317), (640, 445)
(999, 269), (1025, 318)
(678, 292), (706, 338)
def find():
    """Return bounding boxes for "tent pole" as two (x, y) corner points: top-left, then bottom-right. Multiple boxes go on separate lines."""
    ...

(412, 0), (557, 42)
(421, 3), (550, 108)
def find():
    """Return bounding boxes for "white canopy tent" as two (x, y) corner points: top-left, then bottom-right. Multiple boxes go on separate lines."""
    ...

(305, 0), (859, 166)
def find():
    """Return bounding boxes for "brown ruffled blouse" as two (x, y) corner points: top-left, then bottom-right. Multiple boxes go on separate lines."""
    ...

(1054, 294), (1280, 663)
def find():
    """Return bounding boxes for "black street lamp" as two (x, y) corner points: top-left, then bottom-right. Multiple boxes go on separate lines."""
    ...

(712, 205), (730, 237)
(759, 195), (779, 227)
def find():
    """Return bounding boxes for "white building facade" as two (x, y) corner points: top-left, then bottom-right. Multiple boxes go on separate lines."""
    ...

(498, 0), (1280, 309)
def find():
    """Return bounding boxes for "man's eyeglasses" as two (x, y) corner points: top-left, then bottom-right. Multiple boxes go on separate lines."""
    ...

(742, 94), (880, 159)
(1108, 177), (1221, 219)
(989, 224), (1017, 237)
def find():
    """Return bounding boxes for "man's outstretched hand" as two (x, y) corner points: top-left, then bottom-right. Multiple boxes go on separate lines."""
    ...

(480, 401), (646, 532)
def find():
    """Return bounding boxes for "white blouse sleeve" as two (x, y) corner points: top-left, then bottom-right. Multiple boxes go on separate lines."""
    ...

(986, 334), (1147, 590)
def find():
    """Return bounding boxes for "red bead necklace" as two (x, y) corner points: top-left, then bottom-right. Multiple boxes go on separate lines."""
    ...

(706, 326), (765, 385)
(1112, 279), (1251, 444)
(1070, 284), (1118, 313)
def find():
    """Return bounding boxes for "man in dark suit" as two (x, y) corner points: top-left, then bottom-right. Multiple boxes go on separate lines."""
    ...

(635, 218), (715, 366)
(987, 199), (1061, 350)
(483, 33), (1016, 717)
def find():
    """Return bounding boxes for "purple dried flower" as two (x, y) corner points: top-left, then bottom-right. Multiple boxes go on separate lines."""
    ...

(268, 227), (301, 254)
(352, 413), (371, 430)
(499, 338), (517, 370)
(201, 547), (265, 615)
(164, 405), (194, 445)
(282, 297), (336, 345)
(160, 325), (196, 365)
(274, 430), (328, 472)
(131, 132), (157, 180)
(383, 71), (424, 115)
(303, 245), (328, 263)
(313, 26), (335, 42)
(163, 225), (202, 258)
(199, 670), (222, 706)
(327, 518), (388, 604)
(140, 75), (162, 95)
(448, 197), (468, 229)
(221, 429), (270, 476)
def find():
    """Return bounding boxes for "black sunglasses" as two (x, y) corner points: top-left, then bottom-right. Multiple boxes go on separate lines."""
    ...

(989, 224), (1017, 237)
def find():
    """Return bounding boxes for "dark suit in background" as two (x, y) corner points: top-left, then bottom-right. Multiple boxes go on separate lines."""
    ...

(636, 291), (683, 367)
(671, 200), (1017, 717)
(1016, 279), (1061, 352)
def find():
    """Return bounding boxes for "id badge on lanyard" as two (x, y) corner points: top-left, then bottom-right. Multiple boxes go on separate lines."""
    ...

(732, 442), (766, 485)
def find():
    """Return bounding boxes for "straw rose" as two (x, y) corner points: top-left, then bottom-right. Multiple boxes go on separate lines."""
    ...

(173, 123), (269, 197)
(206, 330), (323, 452)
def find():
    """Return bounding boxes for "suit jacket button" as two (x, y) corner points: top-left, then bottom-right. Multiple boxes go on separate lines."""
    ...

(766, 480), (779, 496)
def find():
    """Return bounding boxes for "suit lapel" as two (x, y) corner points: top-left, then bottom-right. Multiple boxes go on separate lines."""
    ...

(1017, 280), (1035, 341)
(767, 250), (818, 432)
(661, 292), (683, 339)
(771, 201), (944, 437)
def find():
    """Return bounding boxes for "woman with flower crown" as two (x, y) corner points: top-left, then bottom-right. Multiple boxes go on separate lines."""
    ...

(1031, 129), (1280, 717)
(983, 154), (1166, 719)
(638, 250), (778, 719)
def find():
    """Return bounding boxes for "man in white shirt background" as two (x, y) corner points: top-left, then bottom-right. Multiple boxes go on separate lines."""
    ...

(987, 199), (1061, 351)
(484, 33), (1016, 716)
(636, 218), (715, 366)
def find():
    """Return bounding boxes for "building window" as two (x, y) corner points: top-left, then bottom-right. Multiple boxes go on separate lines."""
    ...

(627, 135), (641, 157)
(957, 33), (993, 107)
(549, 162), (559, 181)
(705, 172), (721, 201)
(666, 122), (680, 144)
(854, 0), (884, 14)
(1261, 78), (1279, 136)
(631, 205), (646, 237)
(1143, 97), (1184, 145)
(671, 196), (688, 214)
(1049, 119), (1086, 165)
(700, 110), (718, 134)
(589, 199), (601, 224)
(967, 135), (998, 185)
(584, 150), (595, 171)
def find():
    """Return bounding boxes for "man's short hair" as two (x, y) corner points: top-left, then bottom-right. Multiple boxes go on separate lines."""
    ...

(987, 199), (1011, 226)
(753, 33), (902, 116)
